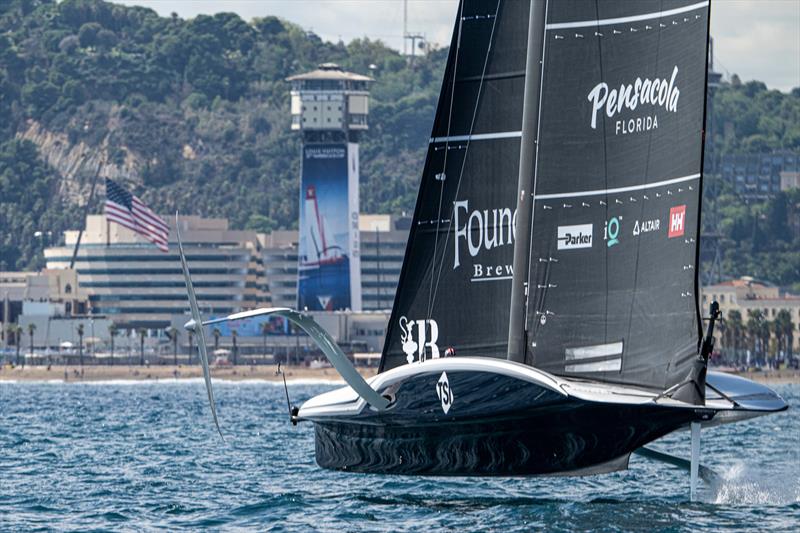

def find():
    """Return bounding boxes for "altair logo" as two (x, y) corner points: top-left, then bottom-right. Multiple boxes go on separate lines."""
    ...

(587, 65), (680, 131)
(557, 224), (593, 250)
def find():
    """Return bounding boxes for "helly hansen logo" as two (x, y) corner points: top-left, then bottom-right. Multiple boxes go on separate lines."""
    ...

(557, 224), (593, 250)
(668, 205), (686, 238)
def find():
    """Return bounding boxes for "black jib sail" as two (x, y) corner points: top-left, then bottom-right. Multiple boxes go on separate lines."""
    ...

(380, 0), (530, 371)
(523, 0), (711, 397)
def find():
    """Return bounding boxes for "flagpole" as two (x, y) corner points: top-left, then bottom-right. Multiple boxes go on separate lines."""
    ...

(69, 153), (105, 270)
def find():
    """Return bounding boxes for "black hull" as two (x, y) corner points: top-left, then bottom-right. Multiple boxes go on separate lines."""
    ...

(304, 363), (708, 476)
(314, 402), (697, 476)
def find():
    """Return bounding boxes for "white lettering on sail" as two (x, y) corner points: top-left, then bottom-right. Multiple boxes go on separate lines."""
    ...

(588, 66), (680, 130)
(454, 200), (516, 270)
(399, 316), (440, 364)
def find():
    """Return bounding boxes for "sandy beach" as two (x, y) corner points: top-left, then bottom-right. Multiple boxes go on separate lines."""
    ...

(0, 363), (376, 383)
(0, 363), (796, 385)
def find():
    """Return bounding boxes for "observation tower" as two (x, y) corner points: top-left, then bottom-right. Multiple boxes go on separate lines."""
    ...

(287, 63), (373, 311)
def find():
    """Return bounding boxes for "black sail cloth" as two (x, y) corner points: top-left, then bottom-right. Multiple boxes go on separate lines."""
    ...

(380, 0), (530, 371)
(525, 0), (710, 394)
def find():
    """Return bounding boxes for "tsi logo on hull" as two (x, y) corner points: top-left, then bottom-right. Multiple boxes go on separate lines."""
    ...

(436, 371), (453, 414)
(399, 316), (440, 364)
(557, 224), (593, 250)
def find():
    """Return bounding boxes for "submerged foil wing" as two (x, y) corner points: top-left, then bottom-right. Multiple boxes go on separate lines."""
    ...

(380, 0), (530, 371)
(525, 0), (711, 395)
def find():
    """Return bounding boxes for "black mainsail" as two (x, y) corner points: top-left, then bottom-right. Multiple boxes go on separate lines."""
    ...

(522, 0), (711, 398)
(380, 0), (530, 370)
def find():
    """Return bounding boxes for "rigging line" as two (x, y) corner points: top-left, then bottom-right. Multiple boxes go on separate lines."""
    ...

(525, 0), (550, 338)
(428, 0), (503, 318)
(426, 0), (464, 318)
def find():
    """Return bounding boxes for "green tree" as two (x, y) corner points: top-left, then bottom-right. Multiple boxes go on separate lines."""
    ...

(108, 323), (118, 365)
(231, 329), (238, 366)
(26, 323), (36, 365)
(77, 323), (84, 367)
(14, 325), (22, 366)
(213, 328), (221, 352)
(773, 310), (795, 364)
(138, 328), (147, 366)
(166, 326), (179, 366)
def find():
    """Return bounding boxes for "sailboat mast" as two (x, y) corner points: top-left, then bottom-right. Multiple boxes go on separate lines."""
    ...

(507, 0), (548, 363)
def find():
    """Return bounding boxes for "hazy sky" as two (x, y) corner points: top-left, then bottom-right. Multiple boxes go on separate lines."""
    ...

(117, 0), (800, 92)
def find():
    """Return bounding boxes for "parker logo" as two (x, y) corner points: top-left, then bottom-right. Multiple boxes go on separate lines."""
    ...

(668, 205), (686, 238)
(558, 224), (593, 250)
(399, 316), (440, 364)
(436, 371), (453, 414)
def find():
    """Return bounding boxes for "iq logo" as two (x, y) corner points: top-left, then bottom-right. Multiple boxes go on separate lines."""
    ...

(604, 216), (621, 248)
(668, 205), (686, 238)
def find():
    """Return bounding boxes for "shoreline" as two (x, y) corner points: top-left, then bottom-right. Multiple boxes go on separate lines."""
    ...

(0, 364), (375, 383)
(1, 364), (798, 385)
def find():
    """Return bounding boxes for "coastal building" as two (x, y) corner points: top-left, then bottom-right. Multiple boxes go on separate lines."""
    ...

(780, 171), (800, 191)
(259, 214), (410, 312)
(44, 215), (268, 330)
(719, 151), (800, 200)
(701, 277), (800, 351)
(287, 63), (373, 312)
(1, 269), (88, 348)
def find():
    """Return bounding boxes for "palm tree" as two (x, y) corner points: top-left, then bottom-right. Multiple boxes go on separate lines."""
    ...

(108, 323), (119, 366)
(14, 325), (22, 367)
(27, 323), (36, 366)
(187, 330), (194, 365)
(137, 328), (146, 366)
(727, 310), (744, 365)
(746, 310), (764, 365)
(77, 323), (85, 367)
(212, 328), (221, 352)
(231, 330), (238, 366)
(3, 324), (15, 365)
(773, 310), (794, 366)
(166, 326), (179, 366)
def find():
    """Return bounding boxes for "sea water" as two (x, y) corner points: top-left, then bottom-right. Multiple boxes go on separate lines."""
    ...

(0, 381), (797, 532)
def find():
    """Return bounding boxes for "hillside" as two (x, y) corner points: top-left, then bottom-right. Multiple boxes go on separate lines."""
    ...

(0, 0), (444, 270)
(0, 0), (798, 290)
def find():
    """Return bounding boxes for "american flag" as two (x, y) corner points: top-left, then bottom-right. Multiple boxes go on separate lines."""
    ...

(104, 178), (170, 252)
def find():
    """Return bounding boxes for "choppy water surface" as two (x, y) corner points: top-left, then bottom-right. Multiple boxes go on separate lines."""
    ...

(1, 380), (797, 531)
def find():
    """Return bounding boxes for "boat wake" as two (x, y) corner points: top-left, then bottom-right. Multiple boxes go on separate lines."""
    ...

(711, 462), (800, 505)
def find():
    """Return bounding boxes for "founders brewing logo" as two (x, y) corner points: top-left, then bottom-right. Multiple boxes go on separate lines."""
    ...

(557, 224), (593, 250)
(587, 65), (681, 136)
(453, 199), (516, 281)
(399, 316), (440, 364)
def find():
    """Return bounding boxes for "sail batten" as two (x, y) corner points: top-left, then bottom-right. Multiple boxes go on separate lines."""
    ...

(533, 174), (700, 200)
